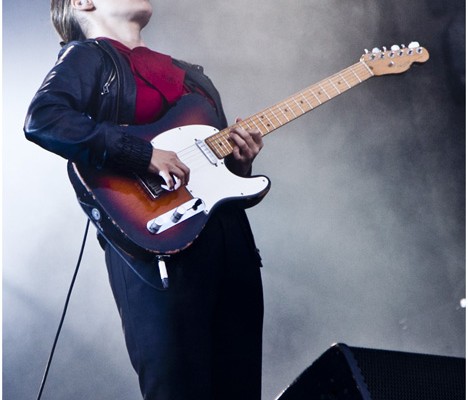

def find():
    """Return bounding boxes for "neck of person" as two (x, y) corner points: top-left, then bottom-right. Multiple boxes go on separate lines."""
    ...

(86, 20), (146, 49)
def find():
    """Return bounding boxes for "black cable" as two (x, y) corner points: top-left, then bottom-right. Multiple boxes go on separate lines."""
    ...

(103, 236), (168, 291)
(35, 218), (91, 400)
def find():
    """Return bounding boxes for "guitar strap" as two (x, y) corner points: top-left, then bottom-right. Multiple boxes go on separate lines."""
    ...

(173, 59), (228, 130)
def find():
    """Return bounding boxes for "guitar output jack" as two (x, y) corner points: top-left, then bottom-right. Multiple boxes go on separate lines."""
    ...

(91, 208), (101, 221)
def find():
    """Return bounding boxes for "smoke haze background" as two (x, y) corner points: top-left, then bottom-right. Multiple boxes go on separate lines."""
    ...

(3, 0), (465, 399)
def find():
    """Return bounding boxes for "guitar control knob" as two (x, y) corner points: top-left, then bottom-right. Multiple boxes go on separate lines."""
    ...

(171, 206), (187, 223)
(148, 216), (164, 234)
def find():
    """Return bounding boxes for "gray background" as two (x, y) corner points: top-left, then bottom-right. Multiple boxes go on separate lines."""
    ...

(3, 1), (465, 399)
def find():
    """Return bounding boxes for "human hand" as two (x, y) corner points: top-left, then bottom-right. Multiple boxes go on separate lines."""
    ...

(228, 118), (264, 176)
(147, 148), (190, 190)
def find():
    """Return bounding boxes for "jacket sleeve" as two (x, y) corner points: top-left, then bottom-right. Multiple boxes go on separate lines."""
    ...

(23, 42), (152, 173)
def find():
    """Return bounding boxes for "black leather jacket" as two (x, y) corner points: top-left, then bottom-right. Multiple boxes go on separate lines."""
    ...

(24, 39), (261, 263)
(24, 39), (227, 173)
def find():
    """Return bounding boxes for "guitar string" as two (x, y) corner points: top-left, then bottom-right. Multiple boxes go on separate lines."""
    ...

(252, 63), (370, 132)
(253, 63), (366, 131)
(223, 63), (367, 143)
(145, 63), (375, 192)
(160, 63), (372, 168)
(203, 63), (372, 157)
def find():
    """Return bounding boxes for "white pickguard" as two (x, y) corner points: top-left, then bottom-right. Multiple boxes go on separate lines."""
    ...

(150, 124), (269, 216)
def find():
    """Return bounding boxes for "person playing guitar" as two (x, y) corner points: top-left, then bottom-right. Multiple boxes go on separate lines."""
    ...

(24, 1), (265, 399)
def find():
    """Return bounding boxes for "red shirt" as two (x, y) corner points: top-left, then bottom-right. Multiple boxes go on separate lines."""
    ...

(105, 39), (188, 124)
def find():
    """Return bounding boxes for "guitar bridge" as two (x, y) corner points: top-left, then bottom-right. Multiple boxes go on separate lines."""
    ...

(136, 173), (166, 199)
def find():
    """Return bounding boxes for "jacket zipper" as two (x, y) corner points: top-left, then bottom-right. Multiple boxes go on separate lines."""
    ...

(94, 40), (121, 122)
(101, 69), (116, 95)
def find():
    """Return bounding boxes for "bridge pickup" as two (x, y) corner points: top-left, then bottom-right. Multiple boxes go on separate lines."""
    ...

(136, 173), (166, 199)
(147, 198), (206, 234)
(196, 139), (218, 165)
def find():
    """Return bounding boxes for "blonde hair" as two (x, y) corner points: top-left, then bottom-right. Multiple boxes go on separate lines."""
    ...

(50, 0), (86, 43)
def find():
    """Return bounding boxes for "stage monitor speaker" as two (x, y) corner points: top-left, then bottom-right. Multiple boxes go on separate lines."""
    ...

(276, 343), (465, 400)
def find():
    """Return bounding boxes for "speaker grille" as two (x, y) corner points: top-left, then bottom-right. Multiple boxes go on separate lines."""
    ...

(349, 346), (465, 400)
(277, 344), (465, 400)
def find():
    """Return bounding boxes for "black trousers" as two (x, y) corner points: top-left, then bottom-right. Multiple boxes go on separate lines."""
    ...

(104, 207), (264, 400)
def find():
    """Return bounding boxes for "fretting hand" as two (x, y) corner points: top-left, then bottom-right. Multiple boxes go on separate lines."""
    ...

(228, 118), (264, 176)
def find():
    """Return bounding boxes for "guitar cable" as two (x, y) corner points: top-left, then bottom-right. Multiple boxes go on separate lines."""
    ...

(35, 218), (91, 400)
(34, 215), (170, 399)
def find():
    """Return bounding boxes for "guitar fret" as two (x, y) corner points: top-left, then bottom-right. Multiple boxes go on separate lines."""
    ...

(339, 73), (352, 88)
(204, 60), (378, 148)
(344, 68), (363, 86)
(270, 107), (283, 126)
(286, 101), (298, 117)
(301, 94), (312, 108)
(300, 93), (314, 110)
(256, 115), (270, 132)
(207, 133), (231, 158)
(277, 104), (291, 122)
(293, 98), (306, 113)
(350, 67), (363, 83)
(262, 112), (276, 130)
(298, 95), (311, 111)
(215, 139), (226, 157)
(360, 60), (375, 76)
(310, 89), (323, 105)
(250, 119), (262, 132)
(244, 120), (254, 130)
(328, 78), (341, 94)
(318, 84), (331, 100)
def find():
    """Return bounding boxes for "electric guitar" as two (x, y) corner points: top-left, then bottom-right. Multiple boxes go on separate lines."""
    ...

(68, 42), (429, 257)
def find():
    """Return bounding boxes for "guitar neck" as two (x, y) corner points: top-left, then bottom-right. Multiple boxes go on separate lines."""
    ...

(205, 60), (374, 158)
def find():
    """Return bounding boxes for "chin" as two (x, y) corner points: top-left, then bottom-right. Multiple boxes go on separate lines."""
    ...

(136, 4), (153, 28)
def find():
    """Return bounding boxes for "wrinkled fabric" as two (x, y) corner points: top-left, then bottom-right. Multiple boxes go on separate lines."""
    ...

(104, 38), (187, 123)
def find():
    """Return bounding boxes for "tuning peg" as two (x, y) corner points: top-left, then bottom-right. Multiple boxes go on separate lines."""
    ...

(400, 44), (406, 49)
(391, 45), (400, 51)
(372, 47), (381, 54)
(382, 46), (387, 52)
(364, 49), (369, 54)
(408, 41), (420, 49)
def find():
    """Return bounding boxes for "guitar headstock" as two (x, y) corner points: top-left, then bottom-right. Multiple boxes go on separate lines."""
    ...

(361, 42), (429, 76)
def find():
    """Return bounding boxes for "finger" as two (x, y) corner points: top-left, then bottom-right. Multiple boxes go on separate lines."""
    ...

(250, 130), (264, 148)
(229, 131), (250, 159)
(179, 162), (190, 185)
(159, 170), (175, 191)
(231, 145), (241, 160)
(231, 124), (251, 139)
(231, 124), (256, 146)
(234, 116), (261, 134)
(232, 126), (262, 152)
(173, 176), (182, 190)
(231, 128), (263, 158)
